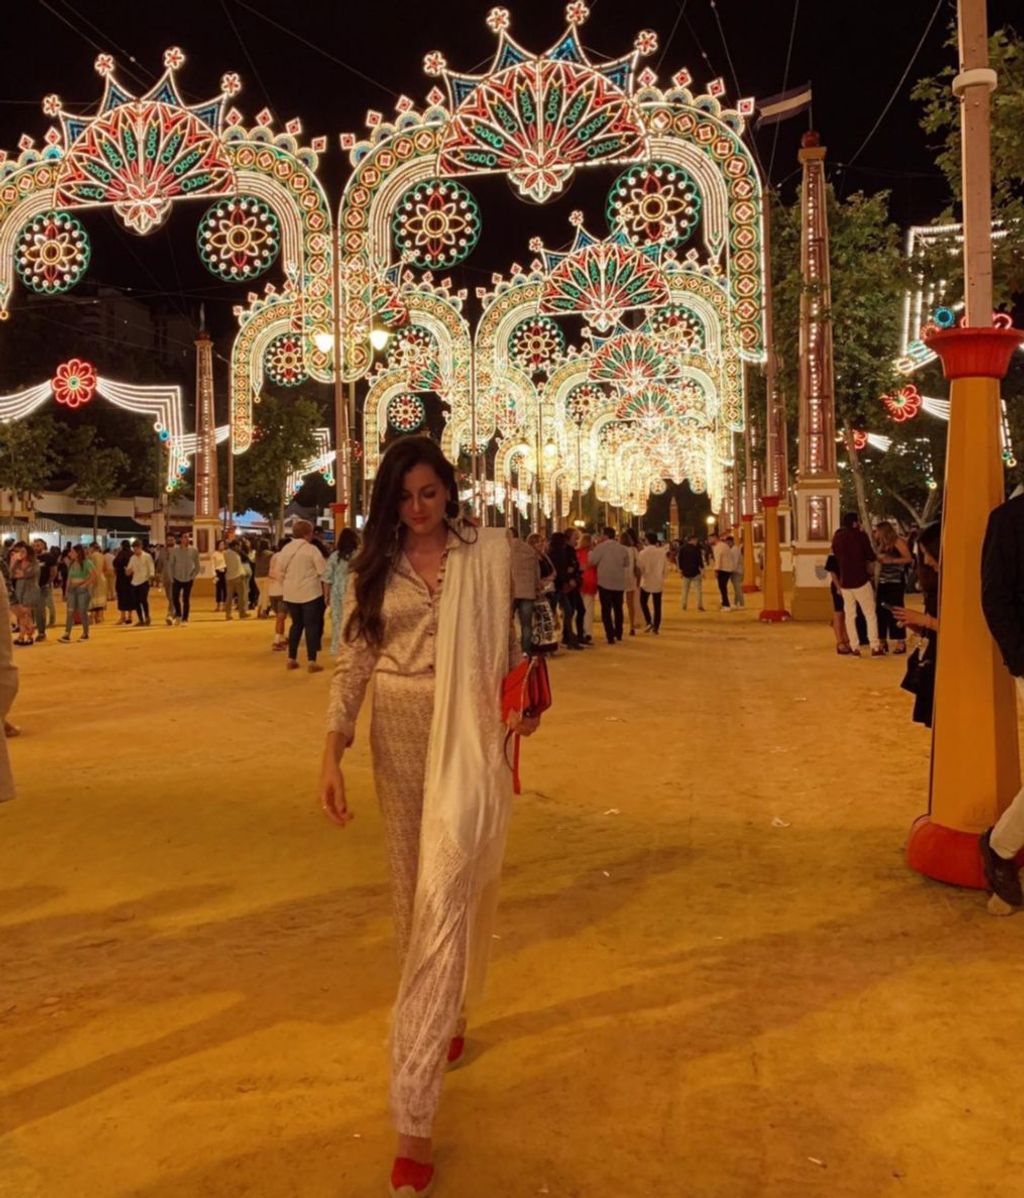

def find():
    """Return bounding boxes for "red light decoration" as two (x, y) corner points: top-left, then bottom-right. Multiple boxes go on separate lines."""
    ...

(52, 358), (96, 408)
(882, 384), (922, 423)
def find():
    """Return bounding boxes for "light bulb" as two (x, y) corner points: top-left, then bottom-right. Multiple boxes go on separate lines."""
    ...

(369, 327), (391, 351)
(313, 331), (333, 353)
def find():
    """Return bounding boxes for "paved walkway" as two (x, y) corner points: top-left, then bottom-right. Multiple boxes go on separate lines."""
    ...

(1, 582), (1020, 1196)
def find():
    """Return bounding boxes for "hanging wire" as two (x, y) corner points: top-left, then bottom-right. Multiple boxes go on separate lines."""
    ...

(219, 0), (279, 125)
(234, 0), (398, 98)
(845, 0), (945, 168)
(50, 0), (156, 82)
(706, 0), (769, 182)
(656, 0), (689, 73)
(34, 0), (151, 91)
(768, 0), (801, 183)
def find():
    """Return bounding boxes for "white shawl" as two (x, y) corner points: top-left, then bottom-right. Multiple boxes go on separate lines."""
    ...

(390, 527), (513, 1114)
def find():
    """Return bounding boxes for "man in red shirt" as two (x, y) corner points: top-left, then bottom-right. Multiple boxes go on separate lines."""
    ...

(830, 512), (883, 657)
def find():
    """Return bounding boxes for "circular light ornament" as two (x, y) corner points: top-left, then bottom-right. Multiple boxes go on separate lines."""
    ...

(393, 178), (481, 269)
(509, 316), (565, 374)
(606, 162), (701, 248)
(264, 333), (308, 387)
(387, 392), (426, 434)
(198, 195), (281, 282)
(52, 358), (97, 408)
(16, 210), (91, 295)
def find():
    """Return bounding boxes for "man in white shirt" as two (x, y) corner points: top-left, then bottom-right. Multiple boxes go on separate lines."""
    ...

(125, 540), (155, 626)
(277, 520), (327, 673)
(223, 541), (248, 620)
(711, 532), (733, 612)
(637, 533), (669, 634)
(725, 534), (745, 609)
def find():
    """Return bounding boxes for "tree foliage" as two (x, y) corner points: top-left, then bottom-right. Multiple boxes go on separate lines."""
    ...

(912, 26), (1024, 297)
(67, 426), (130, 539)
(0, 413), (58, 516)
(233, 394), (323, 530)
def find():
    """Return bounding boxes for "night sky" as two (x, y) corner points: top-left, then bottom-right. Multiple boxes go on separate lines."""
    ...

(0, 0), (1020, 380)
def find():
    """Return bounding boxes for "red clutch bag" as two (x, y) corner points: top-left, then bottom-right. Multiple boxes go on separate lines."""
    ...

(501, 654), (552, 794)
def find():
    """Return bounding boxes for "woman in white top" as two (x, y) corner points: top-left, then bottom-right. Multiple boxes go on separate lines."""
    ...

(212, 539), (227, 612)
(620, 528), (641, 636)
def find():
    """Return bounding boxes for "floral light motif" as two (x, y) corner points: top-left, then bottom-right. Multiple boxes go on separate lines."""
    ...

(393, 178), (481, 270)
(388, 326), (442, 392)
(590, 331), (666, 390)
(607, 162), (701, 248)
(52, 358), (97, 408)
(15, 210), (91, 295)
(634, 30), (658, 56)
(387, 392), (427, 433)
(198, 195), (280, 281)
(646, 305), (705, 356)
(486, 6), (511, 32)
(616, 385), (676, 430)
(882, 383), (922, 422)
(566, 382), (607, 426)
(264, 333), (308, 387)
(509, 316), (565, 375)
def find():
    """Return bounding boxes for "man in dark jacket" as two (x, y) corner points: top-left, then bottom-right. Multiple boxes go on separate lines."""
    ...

(831, 512), (883, 656)
(678, 535), (705, 611)
(979, 492), (1024, 906)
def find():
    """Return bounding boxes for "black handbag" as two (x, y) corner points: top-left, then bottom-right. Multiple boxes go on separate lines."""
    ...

(900, 644), (931, 695)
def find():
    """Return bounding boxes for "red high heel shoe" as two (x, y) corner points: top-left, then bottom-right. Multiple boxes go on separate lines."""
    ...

(390, 1157), (435, 1197)
(446, 1035), (465, 1070)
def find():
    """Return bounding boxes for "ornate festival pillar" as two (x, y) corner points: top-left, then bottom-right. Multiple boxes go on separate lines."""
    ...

(791, 132), (840, 620)
(192, 328), (221, 563)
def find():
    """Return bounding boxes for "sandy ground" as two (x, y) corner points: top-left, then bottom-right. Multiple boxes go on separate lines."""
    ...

(1, 578), (1022, 1198)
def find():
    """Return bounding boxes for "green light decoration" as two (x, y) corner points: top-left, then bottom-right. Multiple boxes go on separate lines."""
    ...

(15, 210), (91, 295)
(509, 316), (565, 375)
(393, 178), (481, 270)
(387, 392), (427, 433)
(606, 162), (701, 249)
(197, 195), (280, 282)
(264, 333), (308, 387)
(646, 304), (706, 356)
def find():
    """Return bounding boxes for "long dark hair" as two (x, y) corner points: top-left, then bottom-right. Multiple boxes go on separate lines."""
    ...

(335, 527), (359, 562)
(344, 436), (466, 649)
(916, 521), (941, 595)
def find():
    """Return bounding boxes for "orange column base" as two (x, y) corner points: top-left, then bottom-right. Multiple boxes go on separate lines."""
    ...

(758, 608), (791, 623)
(742, 583), (761, 593)
(906, 815), (987, 889)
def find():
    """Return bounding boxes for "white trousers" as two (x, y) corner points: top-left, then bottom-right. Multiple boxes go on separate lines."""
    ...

(841, 583), (879, 650)
(991, 677), (1024, 858)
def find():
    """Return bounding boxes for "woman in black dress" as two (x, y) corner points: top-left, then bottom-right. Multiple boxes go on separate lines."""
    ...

(113, 540), (135, 626)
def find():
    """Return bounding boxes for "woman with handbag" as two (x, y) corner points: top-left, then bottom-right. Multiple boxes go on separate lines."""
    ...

(891, 522), (940, 727)
(319, 437), (541, 1198)
(621, 528), (641, 635)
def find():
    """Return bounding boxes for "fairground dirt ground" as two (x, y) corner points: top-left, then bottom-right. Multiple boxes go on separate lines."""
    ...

(2, 577), (1023, 1198)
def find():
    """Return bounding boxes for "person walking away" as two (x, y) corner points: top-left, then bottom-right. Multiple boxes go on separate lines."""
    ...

(87, 542), (109, 624)
(319, 437), (540, 1197)
(678, 534), (705, 611)
(113, 540), (134, 625)
(565, 529), (587, 645)
(323, 528), (359, 656)
(548, 532), (582, 650)
(103, 544), (116, 601)
(125, 539), (154, 625)
(222, 541), (248, 619)
(159, 536), (176, 598)
(831, 512), (883, 656)
(978, 494), (1024, 907)
(59, 545), (94, 642)
(726, 535), (745, 608)
(268, 538), (289, 651)
(637, 534), (668, 633)
(213, 539), (227, 612)
(510, 529), (539, 656)
(588, 527), (631, 644)
(253, 539), (273, 617)
(621, 529), (641, 635)
(0, 578), (18, 802)
(9, 544), (40, 646)
(166, 533), (200, 625)
(578, 533), (598, 642)
(874, 521), (911, 655)
(711, 532), (732, 611)
(32, 539), (56, 638)
(278, 519), (326, 671)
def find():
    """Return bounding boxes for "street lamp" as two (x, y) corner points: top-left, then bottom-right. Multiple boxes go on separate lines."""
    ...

(369, 326), (391, 352)
(313, 331), (333, 354)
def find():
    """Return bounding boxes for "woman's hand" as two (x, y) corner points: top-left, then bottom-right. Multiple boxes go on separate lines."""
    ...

(891, 606), (936, 631)
(320, 757), (353, 828)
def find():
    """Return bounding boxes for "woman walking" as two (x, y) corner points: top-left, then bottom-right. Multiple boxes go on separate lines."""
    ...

(59, 546), (94, 642)
(88, 543), (109, 625)
(323, 527), (359, 656)
(621, 528), (641, 635)
(547, 531), (582, 650)
(578, 532), (597, 643)
(9, 544), (40, 646)
(319, 437), (539, 1197)
(113, 540), (135, 625)
(874, 521), (912, 655)
(213, 539), (227, 612)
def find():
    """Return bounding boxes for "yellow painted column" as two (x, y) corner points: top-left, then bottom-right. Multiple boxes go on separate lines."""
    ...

(741, 513), (760, 593)
(907, 326), (1024, 886)
(758, 495), (789, 623)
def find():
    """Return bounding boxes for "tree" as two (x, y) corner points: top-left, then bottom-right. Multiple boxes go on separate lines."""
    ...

(67, 426), (130, 540)
(0, 414), (58, 518)
(772, 187), (910, 527)
(913, 25), (1024, 298)
(233, 394), (323, 537)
